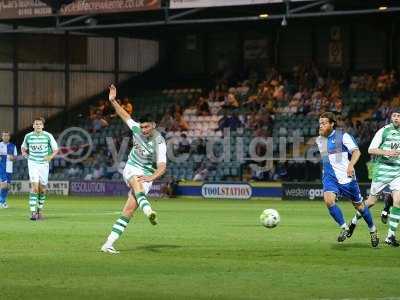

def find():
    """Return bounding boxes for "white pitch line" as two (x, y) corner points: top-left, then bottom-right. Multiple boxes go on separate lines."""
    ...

(0, 211), (121, 217)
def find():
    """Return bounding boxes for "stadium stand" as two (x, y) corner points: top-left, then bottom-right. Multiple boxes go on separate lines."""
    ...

(10, 64), (399, 183)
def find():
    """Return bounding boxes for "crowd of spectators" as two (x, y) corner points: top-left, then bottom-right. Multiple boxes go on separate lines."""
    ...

(89, 97), (134, 133)
(78, 63), (399, 183)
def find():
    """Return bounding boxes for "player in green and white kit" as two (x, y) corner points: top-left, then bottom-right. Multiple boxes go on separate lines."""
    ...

(101, 85), (167, 254)
(21, 117), (59, 220)
(347, 109), (400, 246)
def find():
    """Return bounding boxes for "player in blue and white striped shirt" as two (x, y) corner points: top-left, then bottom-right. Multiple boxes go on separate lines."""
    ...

(316, 112), (379, 247)
(0, 131), (17, 208)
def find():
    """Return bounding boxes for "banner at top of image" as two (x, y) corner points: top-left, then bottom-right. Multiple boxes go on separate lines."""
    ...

(170, 0), (311, 9)
(0, 0), (161, 19)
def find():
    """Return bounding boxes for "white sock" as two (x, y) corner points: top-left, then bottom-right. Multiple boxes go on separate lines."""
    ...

(387, 229), (395, 238)
(351, 211), (362, 225)
(369, 225), (376, 233)
(143, 206), (153, 217)
(105, 232), (119, 247)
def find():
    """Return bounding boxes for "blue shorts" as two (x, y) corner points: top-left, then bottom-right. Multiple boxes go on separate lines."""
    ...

(0, 172), (12, 184)
(323, 177), (363, 203)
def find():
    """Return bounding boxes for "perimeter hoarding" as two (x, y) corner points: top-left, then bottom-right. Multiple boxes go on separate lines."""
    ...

(201, 182), (252, 199)
(170, 0), (311, 9)
(0, 0), (160, 19)
(282, 182), (371, 200)
(9, 181), (69, 195)
(69, 180), (167, 197)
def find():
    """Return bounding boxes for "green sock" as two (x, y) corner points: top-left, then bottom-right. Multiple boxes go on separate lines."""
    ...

(111, 216), (131, 238)
(38, 194), (46, 211)
(29, 193), (38, 213)
(388, 207), (400, 237)
(135, 192), (152, 216)
(107, 216), (131, 246)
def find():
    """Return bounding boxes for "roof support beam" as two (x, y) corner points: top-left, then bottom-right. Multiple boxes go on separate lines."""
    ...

(289, 0), (329, 14)
(0, 7), (399, 33)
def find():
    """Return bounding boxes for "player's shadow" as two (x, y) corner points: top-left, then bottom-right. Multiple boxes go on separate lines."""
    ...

(331, 243), (378, 250)
(127, 244), (182, 253)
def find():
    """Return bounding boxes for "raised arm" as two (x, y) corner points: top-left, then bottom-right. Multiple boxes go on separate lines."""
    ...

(109, 84), (132, 123)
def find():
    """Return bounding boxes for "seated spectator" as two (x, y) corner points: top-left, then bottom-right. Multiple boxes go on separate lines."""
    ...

(246, 111), (258, 130)
(158, 111), (176, 132)
(223, 93), (239, 108)
(288, 96), (300, 114)
(197, 97), (211, 116)
(243, 94), (258, 108)
(121, 97), (133, 116)
(248, 160), (273, 181)
(104, 159), (119, 179)
(193, 167), (209, 181)
(392, 92), (400, 107)
(176, 113), (189, 131)
(216, 111), (244, 132)
(92, 110), (109, 132)
(66, 164), (82, 178)
(331, 97), (343, 114)
(190, 138), (206, 156)
(84, 164), (104, 180)
(89, 106), (98, 120)
(365, 74), (376, 92)
(236, 81), (250, 96)
(344, 119), (357, 137)
(177, 134), (190, 155)
(377, 70), (389, 92)
(273, 84), (285, 101)
(374, 100), (391, 122)
(161, 177), (179, 198)
(90, 100), (107, 120)
(389, 69), (398, 91)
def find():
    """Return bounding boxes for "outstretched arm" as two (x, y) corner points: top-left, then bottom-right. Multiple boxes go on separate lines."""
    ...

(108, 84), (132, 123)
(347, 149), (361, 177)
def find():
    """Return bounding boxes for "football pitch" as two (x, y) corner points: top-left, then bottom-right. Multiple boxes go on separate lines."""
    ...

(0, 196), (399, 300)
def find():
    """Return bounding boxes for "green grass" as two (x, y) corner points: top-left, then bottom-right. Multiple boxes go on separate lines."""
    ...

(0, 196), (399, 300)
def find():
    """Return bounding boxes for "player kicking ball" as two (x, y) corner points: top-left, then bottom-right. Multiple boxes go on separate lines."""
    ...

(316, 112), (379, 247)
(347, 109), (400, 246)
(101, 85), (167, 254)
(21, 118), (59, 220)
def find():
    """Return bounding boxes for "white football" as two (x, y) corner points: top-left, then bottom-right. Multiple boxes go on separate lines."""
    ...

(260, 208), (280, 228)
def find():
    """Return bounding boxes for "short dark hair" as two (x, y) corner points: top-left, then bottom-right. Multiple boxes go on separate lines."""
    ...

(33, 117), (45, 125)
(319, 112), (337, 127)
(139, 114), (154, 123)
(392, 108), (400, 114)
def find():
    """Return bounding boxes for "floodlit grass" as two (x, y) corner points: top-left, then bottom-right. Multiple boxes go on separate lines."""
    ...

(0, 195), (399, 300)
